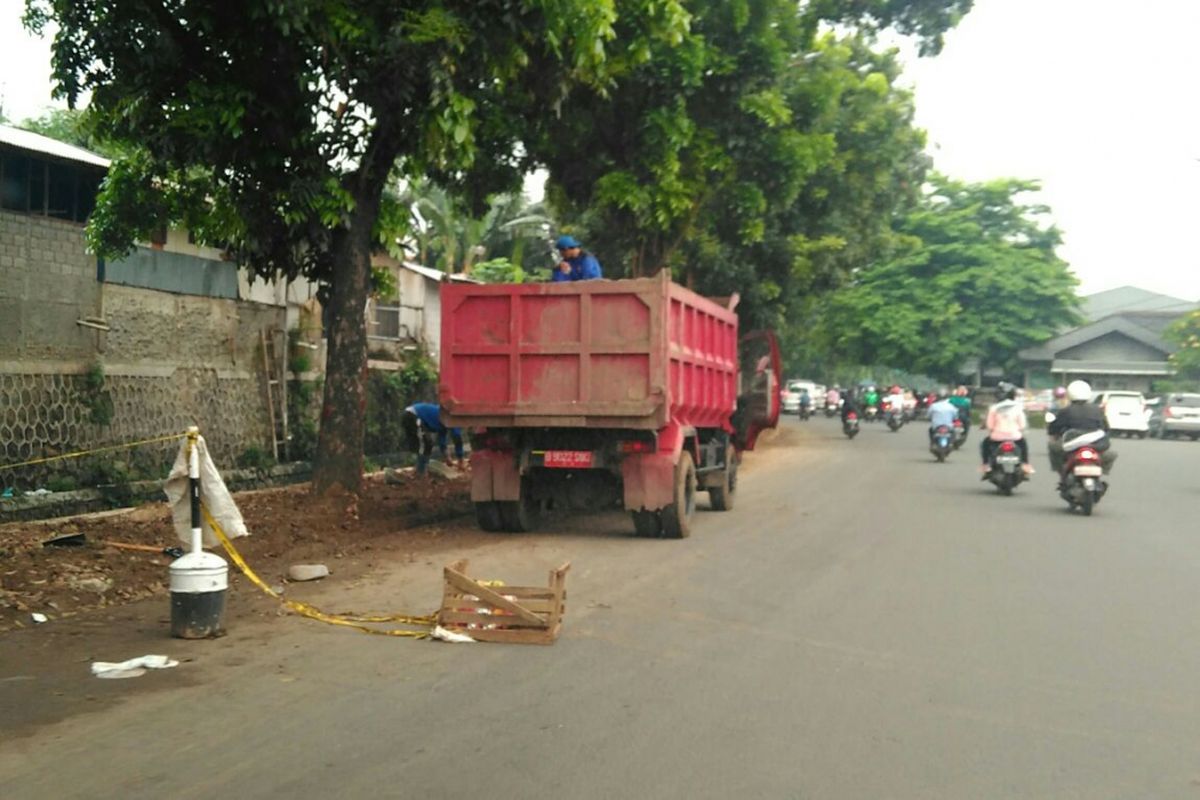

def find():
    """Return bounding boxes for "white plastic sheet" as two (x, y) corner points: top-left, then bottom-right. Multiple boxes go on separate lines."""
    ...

(430, 625), (476, 643)
(164, 433), (249, 547)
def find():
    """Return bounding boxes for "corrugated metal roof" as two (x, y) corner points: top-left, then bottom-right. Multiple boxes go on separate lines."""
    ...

(1083, 286), (1196, 320)
(0, 123), (110, 169)
(400, 261), (477, 283)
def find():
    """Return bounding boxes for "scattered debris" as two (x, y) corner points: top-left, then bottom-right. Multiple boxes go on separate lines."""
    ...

(31, 612), (48, 624)
(287, 564), (330, 582)
(91, 654), (179, 679)
(426, 461), (462, 480)
(42, 532), (87, 548)
(68, 576), (114, 594)
(384, 468), (411, 485)
(1, 473), (474, 632)
(431, 625), (475, 643)
(104, 541), (185, 559)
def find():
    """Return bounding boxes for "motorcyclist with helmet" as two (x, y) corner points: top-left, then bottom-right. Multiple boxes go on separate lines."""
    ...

(884, 384), (906, 416)
(825, 385), (841, 413)
(863, 385), (880, 417)
(948, 385), (973, 436)
(979, 382), (1033, 477)
(1046, 380), (1116, 475)
(840, 386), (861, 424)
(927, 388), (959, 444)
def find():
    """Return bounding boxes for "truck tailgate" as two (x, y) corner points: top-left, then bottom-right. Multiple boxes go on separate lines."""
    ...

(440, 273), (739, 430)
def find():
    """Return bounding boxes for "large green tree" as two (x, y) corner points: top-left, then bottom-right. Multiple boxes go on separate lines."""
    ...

(27, 0), (686, 493)
(819, 175), (1081, 378)
(529, 0), (965, 331)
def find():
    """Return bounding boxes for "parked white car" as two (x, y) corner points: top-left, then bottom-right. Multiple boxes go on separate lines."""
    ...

(782, 379), (817, 414)
(1094, 391), (1149, 437)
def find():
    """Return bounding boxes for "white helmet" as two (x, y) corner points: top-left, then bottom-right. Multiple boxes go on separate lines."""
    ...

(1066, 380), (1092, 402)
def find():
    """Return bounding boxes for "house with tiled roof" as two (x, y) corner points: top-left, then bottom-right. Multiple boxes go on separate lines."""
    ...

(1018, 286), (1198, 392)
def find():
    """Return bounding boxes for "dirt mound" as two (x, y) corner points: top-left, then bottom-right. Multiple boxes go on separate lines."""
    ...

(0, 470), (474, 632)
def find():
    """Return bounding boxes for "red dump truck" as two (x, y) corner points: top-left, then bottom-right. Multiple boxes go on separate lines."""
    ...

(439, 271), (781, 537)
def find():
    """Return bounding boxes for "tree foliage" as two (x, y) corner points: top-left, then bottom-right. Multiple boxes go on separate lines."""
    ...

(27, 0), (686, 492)
(529, 1), (961, 331)
(1166, 309), (1200, 378)
(395, 180), (555, 275)
(819, 176), (1080, 378)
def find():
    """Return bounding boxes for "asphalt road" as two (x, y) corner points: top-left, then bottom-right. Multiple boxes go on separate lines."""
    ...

(4, 416), (1200, 798)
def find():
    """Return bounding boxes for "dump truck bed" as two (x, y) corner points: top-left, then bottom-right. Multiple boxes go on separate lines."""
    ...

(440, 273), (739, 430)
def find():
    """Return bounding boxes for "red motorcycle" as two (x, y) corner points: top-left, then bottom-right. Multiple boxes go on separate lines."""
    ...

(1058, 431), (1108, 515)
(843, 411), (860, 439)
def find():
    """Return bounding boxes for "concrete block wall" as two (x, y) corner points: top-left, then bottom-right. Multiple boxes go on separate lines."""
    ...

(0, 211), (102, 361)
(0, 210), (284, 493)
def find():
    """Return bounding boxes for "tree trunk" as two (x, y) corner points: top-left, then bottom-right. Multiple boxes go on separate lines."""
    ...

(311, 120), (401, 495)
(312, 214), (374, 494)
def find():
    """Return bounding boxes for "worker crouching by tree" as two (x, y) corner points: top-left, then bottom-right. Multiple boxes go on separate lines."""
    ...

(401, 403), (464, 474)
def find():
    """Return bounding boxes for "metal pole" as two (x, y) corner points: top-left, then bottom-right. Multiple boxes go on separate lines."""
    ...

(187, 426), (202, 555)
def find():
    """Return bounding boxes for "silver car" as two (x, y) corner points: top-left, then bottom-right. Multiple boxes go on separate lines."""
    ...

(1148, 393), (1200, 440)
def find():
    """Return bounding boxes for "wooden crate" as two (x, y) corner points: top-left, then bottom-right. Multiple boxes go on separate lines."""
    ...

(438, 559), (570, 644)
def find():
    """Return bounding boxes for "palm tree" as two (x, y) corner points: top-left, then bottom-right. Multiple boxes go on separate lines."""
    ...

(395, 178), (555, 275)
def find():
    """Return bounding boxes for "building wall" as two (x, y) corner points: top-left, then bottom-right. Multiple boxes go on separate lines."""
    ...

(0, 211), (102, 361)
(0, 210), (283, 492)
(1058, 373), (1154, 394)
(1058, 331), (1167, 363)
(367, 259), (441, 360)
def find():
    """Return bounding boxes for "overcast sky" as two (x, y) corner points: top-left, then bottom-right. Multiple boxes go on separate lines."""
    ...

(3, 0), (1197, 300)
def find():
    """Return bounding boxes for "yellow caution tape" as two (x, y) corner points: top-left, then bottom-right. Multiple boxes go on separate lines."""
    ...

(202, 503), (436, 638)
(0, 433), (188, 472)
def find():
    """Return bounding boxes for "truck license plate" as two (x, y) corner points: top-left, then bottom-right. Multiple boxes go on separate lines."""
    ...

(543, 450), (593, 468)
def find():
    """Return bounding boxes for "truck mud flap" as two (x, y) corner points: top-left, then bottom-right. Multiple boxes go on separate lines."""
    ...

(621, 452), (676, 511)
(470, 450), (521, 502)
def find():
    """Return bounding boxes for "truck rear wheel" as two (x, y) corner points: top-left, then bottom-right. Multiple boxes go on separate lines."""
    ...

(631, 510), (662, 538)
(499, 480), (540, 532)
(660, 452), (697, 539)
(708, 446), (737, 512)
(475, 501), (503, 532)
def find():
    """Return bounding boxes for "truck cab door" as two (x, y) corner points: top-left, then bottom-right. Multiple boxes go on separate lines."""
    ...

(733, 330), (781, 451)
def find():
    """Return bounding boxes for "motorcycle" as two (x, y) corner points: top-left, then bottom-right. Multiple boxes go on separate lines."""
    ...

(886, 409), (904, 431)
(799, 404), (811, 421)
(1058, 430), (1108, 516)
(843, 411), (860, 439)
(930, 425), (953, 462)
(986, 440), (1026, 496)
(952, 418), (967, 449)
(824, 404), (838, 418)
(864, 405), (879, 423)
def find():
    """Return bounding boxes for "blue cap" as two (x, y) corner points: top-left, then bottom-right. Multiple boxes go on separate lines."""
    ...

(555, 235), (581, 250)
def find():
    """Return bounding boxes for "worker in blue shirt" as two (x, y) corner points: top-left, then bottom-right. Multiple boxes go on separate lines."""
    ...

(402, 402), (464, 474)
(552, 235), (603, 282)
